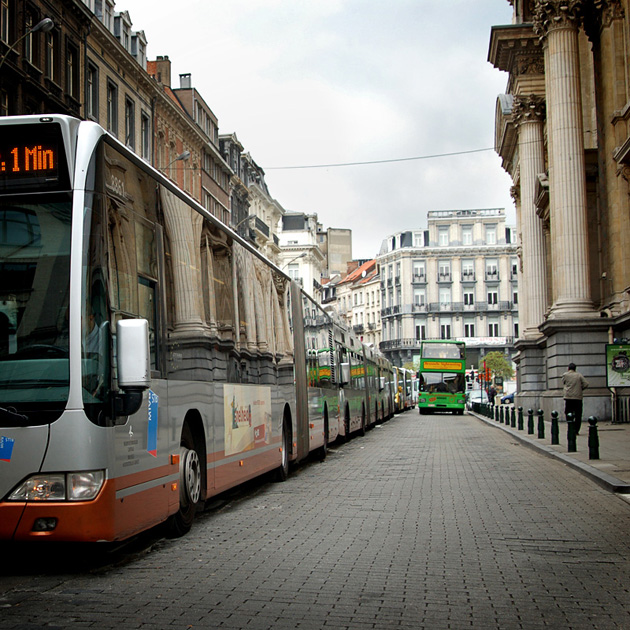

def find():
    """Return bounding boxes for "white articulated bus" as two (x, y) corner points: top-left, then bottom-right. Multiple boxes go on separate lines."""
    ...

(0, 115), (389, 542)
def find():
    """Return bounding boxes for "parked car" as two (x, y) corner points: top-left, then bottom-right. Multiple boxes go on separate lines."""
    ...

(466, 389), (489, 409)
(501, 392), (515, 405)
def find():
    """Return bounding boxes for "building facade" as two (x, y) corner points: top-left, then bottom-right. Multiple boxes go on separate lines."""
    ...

(489, 0), (630, 420)
(378, 209), (518, 370)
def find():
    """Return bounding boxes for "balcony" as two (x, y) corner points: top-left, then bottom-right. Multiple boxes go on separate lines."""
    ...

(412, 273), (427, 284)
(461, 271), (476, 282)
(353, 324), (365, 335)
(437, 272), (452, 283)
(485, 270), (500, 282)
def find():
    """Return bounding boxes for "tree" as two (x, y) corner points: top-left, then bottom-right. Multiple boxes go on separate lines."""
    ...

(482, 351), (514, 381)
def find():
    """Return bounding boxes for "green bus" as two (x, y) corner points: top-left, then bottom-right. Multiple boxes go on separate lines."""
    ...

(417, 340), (467, 415)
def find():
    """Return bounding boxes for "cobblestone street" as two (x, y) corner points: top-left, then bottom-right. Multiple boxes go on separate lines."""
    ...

(2, 410), (630, 629)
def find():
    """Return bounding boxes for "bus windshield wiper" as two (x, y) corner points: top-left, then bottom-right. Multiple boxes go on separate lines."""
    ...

(0, 406), (29, 422)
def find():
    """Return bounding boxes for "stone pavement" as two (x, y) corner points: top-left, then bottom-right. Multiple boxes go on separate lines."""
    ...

(472, 405), (630, 494)
(2, 410), (630, 629)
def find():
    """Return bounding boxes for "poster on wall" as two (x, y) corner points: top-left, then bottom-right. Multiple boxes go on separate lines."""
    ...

(224, 384), (272, 456)
(606, 343), (630, 387)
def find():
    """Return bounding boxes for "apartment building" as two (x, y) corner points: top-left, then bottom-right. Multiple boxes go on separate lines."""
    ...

(378, 209), (518, 369)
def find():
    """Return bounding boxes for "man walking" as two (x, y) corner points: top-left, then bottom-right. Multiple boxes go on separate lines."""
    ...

(562, 363), (588, 435)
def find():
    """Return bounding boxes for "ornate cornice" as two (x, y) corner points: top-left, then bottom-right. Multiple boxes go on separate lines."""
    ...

(512, 95), (546, 124)
(533, 0), (584, 39)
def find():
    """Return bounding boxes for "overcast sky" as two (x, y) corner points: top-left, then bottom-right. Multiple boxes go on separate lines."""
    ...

(120, 0), (515, 259)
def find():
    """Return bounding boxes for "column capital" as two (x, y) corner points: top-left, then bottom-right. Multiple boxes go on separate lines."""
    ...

(582, 0), (624, 40)
(512, 95), (546, 125)
(533, 0), (584, 40)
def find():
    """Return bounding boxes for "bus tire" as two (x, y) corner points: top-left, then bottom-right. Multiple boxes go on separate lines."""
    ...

(275, 418), (290, 482)
(167, 423), (202, 537)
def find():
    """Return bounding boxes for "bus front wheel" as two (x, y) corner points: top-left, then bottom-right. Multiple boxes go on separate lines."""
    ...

(167, 424), (202, 537)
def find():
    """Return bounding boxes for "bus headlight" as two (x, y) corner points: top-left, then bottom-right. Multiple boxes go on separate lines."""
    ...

(8, 470), (105, 502)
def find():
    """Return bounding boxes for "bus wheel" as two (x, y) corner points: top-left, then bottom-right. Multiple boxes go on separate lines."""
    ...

(317, 412), (328, 461)
(167, 424), (201, 537)
(275, 419), (290, 482)
(359, 408), (366, 436)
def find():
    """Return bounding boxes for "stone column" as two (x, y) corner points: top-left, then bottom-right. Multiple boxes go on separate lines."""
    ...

(513, 95), (548, 337)
(534, 0), (594, 317)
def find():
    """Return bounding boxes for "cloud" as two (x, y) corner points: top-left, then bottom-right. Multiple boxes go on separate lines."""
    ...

(120, 0), (515, 259)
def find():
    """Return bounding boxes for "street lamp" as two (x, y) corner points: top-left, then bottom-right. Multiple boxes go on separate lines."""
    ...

(164, 150), (190, 170)
(0, 18), (55, 73)
(282, 252), (307, 269)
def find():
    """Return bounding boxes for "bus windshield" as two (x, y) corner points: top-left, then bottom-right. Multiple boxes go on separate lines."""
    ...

(0, 195), (71, 424)
(419, 371), (465, 394)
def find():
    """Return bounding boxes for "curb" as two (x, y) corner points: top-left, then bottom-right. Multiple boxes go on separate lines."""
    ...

(471, 411), (630, 494)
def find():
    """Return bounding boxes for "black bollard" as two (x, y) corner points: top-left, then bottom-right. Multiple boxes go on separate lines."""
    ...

(500, 405), (505, 424)
(495, 404), (499, 421)
(551, 410), (559, 445)
(527, 408), (534, 435)
(567, 412), (577, 452)
(511, 406), (516, 428)
(518, 406), (524, 431)
(588, 416), (600, 460)
(537, 409), (545, 439)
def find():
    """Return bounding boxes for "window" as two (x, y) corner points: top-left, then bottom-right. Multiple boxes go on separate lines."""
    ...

(488, 321), (499, 337)
(86, 63), (98, 120)
(413, 261), (425, 280)
(438, 227), (449, 246)
(438, 261), (451, 280)
(485, 225), (497, 245)
(141, 112), (150, 160)
(125, 97), (135, 149)
(463, 291), (474, 306)
(413, 233), (424, 247)
(487, 290), (498, 305)
(45, 31), (57, 82)
(415, 323), (426, 340)
(462, 226), (473, 245)
(514, 322), (519, 337)
(511, 258), (518, 278)
(464, 322), (475, 337)
(413, 289), (425, 305)
(462, 260), (474, 279)
(440, 322), (452, 339)
(1, 0), (8, 44)
(439, 288), (451, 308)
(66, 43), (79, 99)
(24, 13), (34, 63)
(107, 80), (118, 135)
(486, 259), (498, 279)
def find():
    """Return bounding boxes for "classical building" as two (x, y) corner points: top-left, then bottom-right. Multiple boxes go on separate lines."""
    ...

(489, 0), (630, 420)
(278, 212), (326, 301)
(378, 209), (518, 369)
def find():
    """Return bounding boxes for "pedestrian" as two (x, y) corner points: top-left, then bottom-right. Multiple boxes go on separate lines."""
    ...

(562, 363), (588, 435)
(488, 385), (497, 405)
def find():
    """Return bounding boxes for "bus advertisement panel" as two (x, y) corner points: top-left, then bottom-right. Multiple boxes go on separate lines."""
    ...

(417, 341), (466, 415)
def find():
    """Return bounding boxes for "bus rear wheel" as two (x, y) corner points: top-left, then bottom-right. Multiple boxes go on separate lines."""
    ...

(275, 419), (290, 481)
(167, 424), (202, 537)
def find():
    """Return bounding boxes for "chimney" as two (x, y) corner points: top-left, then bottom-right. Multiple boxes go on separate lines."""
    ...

(179, 73), (192, 89)
(153, 55), (171, 87)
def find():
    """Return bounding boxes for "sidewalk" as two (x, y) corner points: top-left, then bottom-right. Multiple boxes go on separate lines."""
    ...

(471, 406), (630, 494)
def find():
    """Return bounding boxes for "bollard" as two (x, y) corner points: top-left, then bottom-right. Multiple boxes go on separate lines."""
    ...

(537, 409), (545, 439)
(588, 416), (599, 460)
(495, 404), (499, 422)
(511, 406), (516, 428)
(527, 408), (534, 435)
(567, 412), (577, 452)
(518, 406), (524, 431)
(551, 410), (559, 445)
(500, 405), (505, 424)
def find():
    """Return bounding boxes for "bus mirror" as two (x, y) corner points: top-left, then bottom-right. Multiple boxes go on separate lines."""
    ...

(340, 362), (350, 386)
(117, 318), (151, 390)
